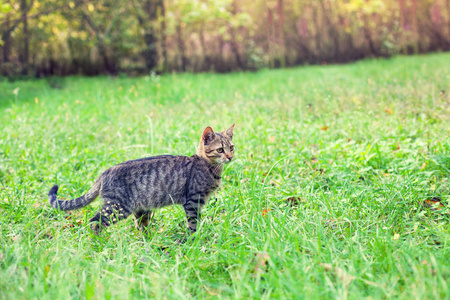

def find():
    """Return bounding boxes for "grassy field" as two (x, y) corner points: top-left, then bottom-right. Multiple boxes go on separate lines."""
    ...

(1, 53), (449, 299)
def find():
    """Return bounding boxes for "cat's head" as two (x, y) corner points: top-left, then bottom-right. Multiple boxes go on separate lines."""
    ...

(197, 124), (235, 164)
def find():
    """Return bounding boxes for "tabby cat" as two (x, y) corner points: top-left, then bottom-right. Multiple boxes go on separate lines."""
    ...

(48, 124), (235, 234)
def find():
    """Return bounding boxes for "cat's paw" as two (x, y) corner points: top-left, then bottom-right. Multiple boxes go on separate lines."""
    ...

(91, 223), (101, 236)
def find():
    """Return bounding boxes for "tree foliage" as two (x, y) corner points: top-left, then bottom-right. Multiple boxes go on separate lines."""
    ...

(1, 0), (449, 76)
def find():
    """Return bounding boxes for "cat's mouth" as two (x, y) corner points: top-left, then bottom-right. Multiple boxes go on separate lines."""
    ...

(222, 157), (233, 164)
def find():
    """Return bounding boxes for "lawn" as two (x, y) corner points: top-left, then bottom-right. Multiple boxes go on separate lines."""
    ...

(1, 53), (449, 299)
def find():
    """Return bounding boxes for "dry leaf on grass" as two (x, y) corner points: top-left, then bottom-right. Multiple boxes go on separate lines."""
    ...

(319, 263), (355, 286)
(423, 197), (445, 210)
(385, 108), (394, 115)
(285, 197), (303, 207)
(321, 126), (328, 131)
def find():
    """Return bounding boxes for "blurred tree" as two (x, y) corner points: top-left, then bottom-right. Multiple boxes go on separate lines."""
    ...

(1, 0), (449, 76)
(131, 0), (164, 72)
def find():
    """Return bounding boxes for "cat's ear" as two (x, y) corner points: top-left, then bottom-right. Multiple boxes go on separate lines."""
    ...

(202, 126), (216, 145)
(224, 123), (235, 140)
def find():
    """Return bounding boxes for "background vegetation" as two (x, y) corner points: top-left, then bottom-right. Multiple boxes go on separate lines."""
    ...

(1, 0), (450, 76)
(0, 53), (449, 298)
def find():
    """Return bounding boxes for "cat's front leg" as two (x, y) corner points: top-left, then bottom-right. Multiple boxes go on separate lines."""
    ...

(183, 198), (204, 233)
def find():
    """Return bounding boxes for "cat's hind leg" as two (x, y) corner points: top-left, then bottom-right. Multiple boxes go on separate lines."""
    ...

(89, 199), (132, 234)
(134, 210), (154, 233)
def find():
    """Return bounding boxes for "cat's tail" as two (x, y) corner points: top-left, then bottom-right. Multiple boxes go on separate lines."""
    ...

(48, 181), (101, 211)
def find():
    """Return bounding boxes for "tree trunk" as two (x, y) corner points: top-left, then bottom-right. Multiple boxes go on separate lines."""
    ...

(267, 7), (274, 68)
(362, 13), (377, 55)
(447, 0), (450, 39)
(142, 0), (159, 71)
(81, 11), (116, 74)
(21, 0), (30, 74)
(399, 0), (407, 54)
(2, 17), (12, 64)
(159, 0), (167, 73)
(176, 21), (187, 71)
(276, 0), (285, 67)
(312, 5), (321, 61)
(229, 0), (244, 69)
(410, 0), (418, 53)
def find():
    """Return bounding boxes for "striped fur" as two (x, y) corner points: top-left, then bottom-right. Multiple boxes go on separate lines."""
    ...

(48, 124), (235, 235)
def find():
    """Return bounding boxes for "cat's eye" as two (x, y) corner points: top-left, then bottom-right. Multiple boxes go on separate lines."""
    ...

(217, 148), (224, 153)
(230, 146), (234, 151)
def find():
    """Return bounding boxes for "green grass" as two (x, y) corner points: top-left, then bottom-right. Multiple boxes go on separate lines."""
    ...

(1, 53), (450, 299)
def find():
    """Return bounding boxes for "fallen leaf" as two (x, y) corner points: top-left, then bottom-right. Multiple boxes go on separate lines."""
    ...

(254, 253), (270, 275)
(385, 108), (394, 115)
(423, 197), (445, 210)
(268, 136), (276, 143)
(319, 263), (355, 286)
(420, 162), (426, 170)
(32, 202), (41, 208)
(62, 223), (75, 229)
(286, 197), (302, 207)
(321, 126), (328, 131)
(393, 233), (400, 240)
